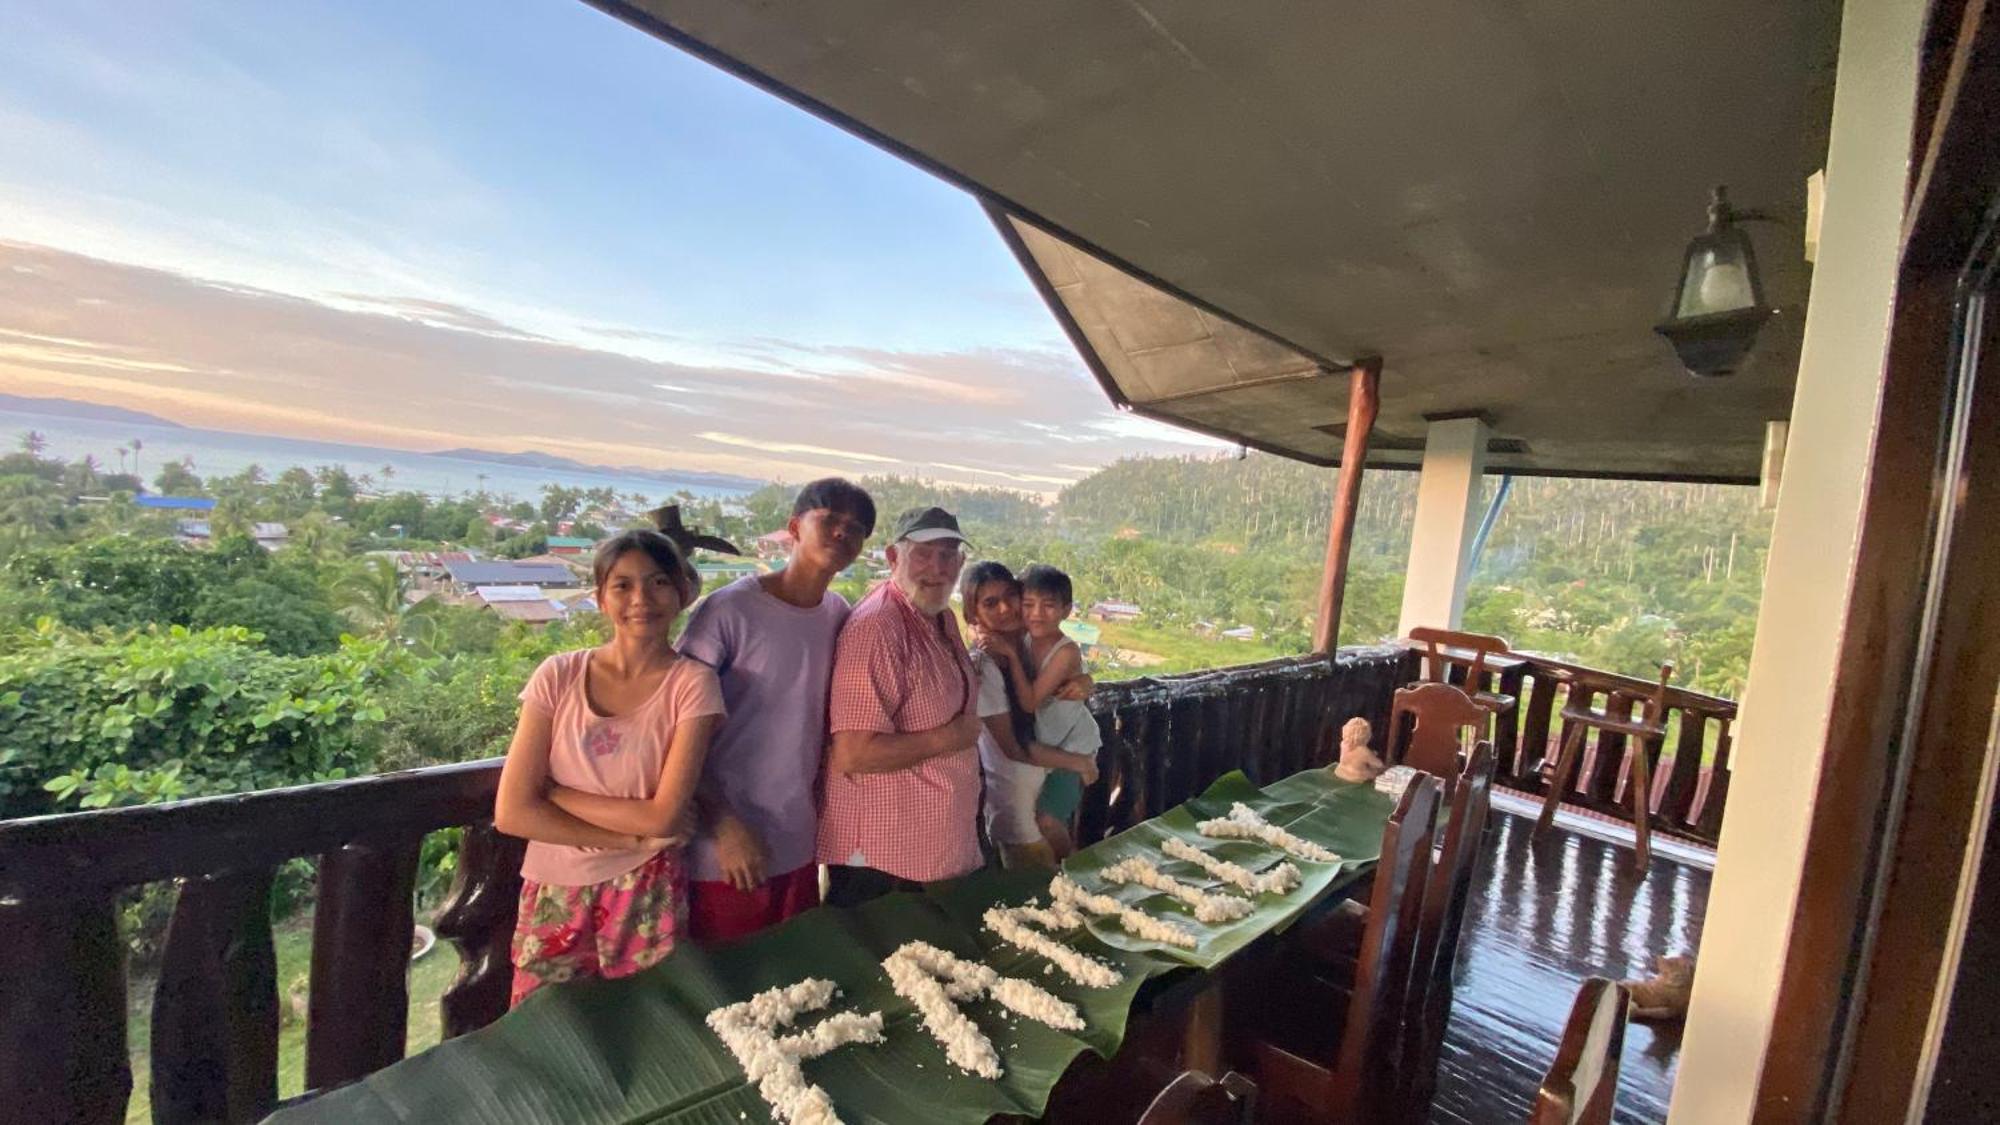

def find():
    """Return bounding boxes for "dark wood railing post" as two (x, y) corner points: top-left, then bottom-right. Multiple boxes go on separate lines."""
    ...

(435, 825), (525, 1040)
(1164, 695), (1207, 809)
(1654, 709), (1707, 826)
(1117, 700), (1164, 831)
(1518, 672), (1561, 789)
(0, 896), (130, 1124)
(1692, 718), (1736, 838)
(1078, 707), (1121, 849)
(306, 837), (421, 1091)
(1199, 689), (1234, 785)
(151, 870), (280, 1123)
(1494, 662), (1527, 773)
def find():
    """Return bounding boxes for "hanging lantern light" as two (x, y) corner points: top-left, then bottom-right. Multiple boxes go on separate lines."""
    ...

(1655, 185), (1775, 377)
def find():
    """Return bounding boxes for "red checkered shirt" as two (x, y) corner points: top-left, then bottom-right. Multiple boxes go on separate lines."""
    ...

(815, 580), (983, 882)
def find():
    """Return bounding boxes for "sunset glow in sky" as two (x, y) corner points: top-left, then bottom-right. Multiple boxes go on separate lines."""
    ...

(0, 0), (1227, 491)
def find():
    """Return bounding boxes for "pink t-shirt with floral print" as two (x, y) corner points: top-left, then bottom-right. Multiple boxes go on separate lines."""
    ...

(516, 649), (725, 887)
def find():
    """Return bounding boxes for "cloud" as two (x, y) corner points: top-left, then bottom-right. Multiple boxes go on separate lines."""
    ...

(697, 432), (901, 465)
(330, 294), (549, 340)
(0, 240), (1227, 492)
(928, 461), (1079, 487)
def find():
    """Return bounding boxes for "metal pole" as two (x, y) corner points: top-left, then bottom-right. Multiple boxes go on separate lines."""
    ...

(1468, 473), (1515, 571)
(1312, 357), (1382, 654)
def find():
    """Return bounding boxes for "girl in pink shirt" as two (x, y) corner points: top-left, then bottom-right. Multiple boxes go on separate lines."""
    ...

(494, 530), (725, 1005)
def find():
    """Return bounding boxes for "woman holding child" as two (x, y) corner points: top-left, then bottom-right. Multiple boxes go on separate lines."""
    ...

(959, 561), (1101, 867)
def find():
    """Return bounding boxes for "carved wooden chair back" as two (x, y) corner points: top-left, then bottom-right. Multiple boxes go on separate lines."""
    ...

(1407, 625), (1512, 688)
(1530, 977), (1629, 1125)
(1134, 1069), (1259, 1125)
(1389, 681), (1488, 787)
(1399, 742), (1497, 1118)
(1254, 773), (1442, 1122)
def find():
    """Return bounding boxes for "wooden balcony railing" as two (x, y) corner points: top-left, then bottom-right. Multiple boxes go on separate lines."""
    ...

(1415, 647), (1738, 845)
(0, 645), (1412, 1124)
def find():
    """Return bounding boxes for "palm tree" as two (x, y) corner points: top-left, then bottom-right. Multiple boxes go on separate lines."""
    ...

(380, 463), (397, 484)
(130, 437), (142, 479)
(115, 444), (129, 475)
(287, 512), (345, 561)
(18, 431), (46, 456)
(338, 557), (409, 635)
(77, 454), (100, 488)
(0, 476), (63, 541)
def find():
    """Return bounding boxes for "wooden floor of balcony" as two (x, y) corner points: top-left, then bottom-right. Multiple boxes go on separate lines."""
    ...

(1426, 808), (1710, 1124)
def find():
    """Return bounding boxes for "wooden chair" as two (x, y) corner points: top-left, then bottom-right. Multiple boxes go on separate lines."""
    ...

(1536, 662), (1675, 870)
(1399, 742), (1497, 1118)
(1529, 978), (1629, 1125)
(1249, 773), (1443, 1123)
(1297, 745), (1496, 1123)
(1388, 681), (1489, 787)
(1135, 1069), (1259, 1125)
(1405, 626), (1520, 726)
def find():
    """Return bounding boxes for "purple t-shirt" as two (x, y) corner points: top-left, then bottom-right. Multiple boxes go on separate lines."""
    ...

(677, 575), (849, 882)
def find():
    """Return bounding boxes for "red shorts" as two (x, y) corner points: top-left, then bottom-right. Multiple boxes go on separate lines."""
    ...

(688, 864), (821, 944)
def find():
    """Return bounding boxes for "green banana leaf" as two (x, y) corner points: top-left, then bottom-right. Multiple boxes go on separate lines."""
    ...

(1058, 768), (1394, 969)
(269, 769), (1390, 1125)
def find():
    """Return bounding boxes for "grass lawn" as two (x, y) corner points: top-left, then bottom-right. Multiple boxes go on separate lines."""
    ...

(1091, 619), (1294, 680)
(123, 911), (461, 1123)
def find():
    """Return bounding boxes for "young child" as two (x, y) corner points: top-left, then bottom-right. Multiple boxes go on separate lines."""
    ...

(990, 563), (1102, 860)
(493, 529), (723, 1005)
(961, 563), (1094, 869)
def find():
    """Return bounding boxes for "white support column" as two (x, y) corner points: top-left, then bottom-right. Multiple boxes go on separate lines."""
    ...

(1396, 416), (1488, 635)
(1669, 0), (1926, 1117)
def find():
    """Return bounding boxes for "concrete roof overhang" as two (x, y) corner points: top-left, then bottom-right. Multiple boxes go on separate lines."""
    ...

(592, 1), (1840, 482)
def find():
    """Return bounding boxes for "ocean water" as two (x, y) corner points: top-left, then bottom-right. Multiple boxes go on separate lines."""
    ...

(1, 410), (752, 504)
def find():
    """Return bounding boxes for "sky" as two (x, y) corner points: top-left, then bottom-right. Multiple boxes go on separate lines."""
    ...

(0, 0), (1227, 492)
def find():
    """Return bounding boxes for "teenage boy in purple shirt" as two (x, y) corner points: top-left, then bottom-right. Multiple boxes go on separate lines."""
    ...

(677, 478), (874, 942)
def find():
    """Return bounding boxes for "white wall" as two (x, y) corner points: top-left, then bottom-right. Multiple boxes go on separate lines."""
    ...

(1669, 0), (1928, 1119)
(1395, 416), (1488, 635)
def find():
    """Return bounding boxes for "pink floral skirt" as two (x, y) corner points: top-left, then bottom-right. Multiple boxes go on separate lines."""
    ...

(510, 849), (686, 1007)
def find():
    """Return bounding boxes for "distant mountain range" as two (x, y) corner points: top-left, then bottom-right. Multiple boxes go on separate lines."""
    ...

(429, 447), (763, 493)
(0, 394), (767, 493)
(0, 393), (184, 429)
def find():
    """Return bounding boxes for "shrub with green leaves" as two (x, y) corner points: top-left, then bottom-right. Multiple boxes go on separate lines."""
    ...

(0, 621), (393, 816)
(3, 534), (346, 655)
(372, 617), (606, 771)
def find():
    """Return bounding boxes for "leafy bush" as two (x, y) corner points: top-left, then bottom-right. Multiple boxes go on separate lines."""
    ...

(373, 618), (605, 771)
(0, 622), (392, 815)
(3, 535), (345, 654)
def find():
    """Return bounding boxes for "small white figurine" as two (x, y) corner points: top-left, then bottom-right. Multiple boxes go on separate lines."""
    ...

(1332, 717), (1385, 782)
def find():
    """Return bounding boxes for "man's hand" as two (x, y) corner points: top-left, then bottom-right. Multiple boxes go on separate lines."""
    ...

(941, 711), (982, 754)
(713, 813), (768, 891)
(984, 643), (1016, 670)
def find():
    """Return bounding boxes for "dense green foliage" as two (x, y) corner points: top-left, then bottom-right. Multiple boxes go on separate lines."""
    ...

(1, 437), (1770, 820)
(7, 535), (347, 655)
(0, 623), (389, 816)
(1048, 457), (1769, 695)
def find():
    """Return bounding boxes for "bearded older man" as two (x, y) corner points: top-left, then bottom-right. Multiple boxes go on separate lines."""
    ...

(816, 506), (985, 907)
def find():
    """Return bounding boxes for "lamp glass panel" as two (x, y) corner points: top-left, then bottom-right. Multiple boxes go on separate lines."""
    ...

(1675, 233), (1758, 317)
